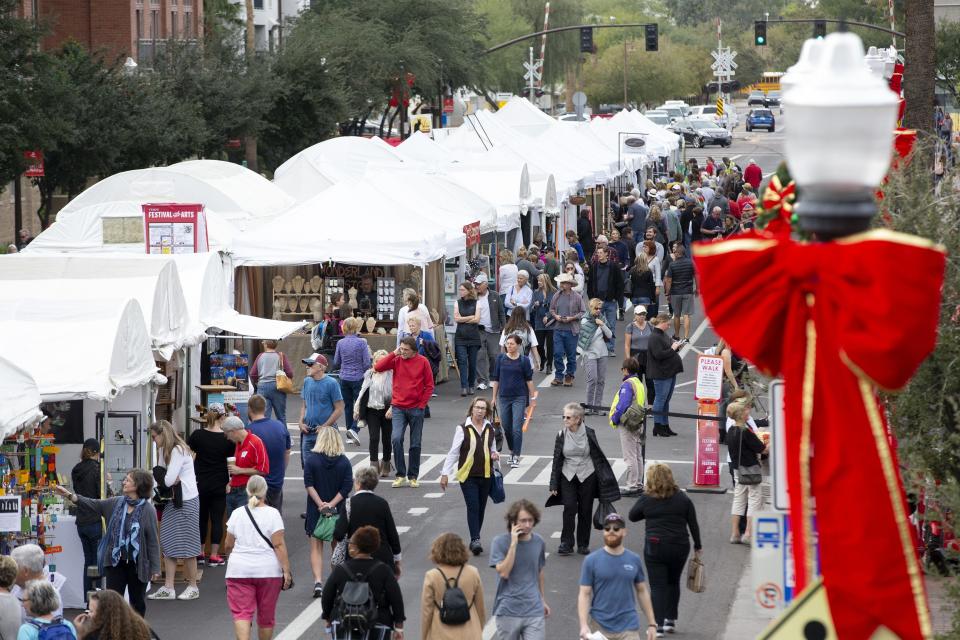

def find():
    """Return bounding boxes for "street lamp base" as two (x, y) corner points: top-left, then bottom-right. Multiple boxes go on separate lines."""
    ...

(795, 186), (877, 240)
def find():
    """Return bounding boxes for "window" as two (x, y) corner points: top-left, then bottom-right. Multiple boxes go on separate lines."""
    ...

(254, 0), (263, 8)
(170, 10), (176, 37)
(135, 9), (142, 40)
(184, 11), (191, 38)
(151, 10), (159, 41)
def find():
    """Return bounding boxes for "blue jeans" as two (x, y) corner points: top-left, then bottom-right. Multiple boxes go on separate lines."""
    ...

(391, 407), (425, 479)
(601, 301), (618, 352)
(339, 378), (363, 432)
(256, 380), (287, 425)
(553, 331), (578, 379)
(76, 522), (102, 600)
(652, 377), (677, 426)
(460, 476), (492, 542)
(455, 343), (479, 389)
(301, 430), (318, 469)
(499, 395), (528, 456)
(226, 487), (247, 517)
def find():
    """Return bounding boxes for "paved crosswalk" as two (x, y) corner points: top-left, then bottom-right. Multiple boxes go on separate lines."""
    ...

(286, 451), (720, 486)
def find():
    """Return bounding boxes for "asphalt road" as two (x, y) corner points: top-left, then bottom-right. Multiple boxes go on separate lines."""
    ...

(128, 107), (786, 640)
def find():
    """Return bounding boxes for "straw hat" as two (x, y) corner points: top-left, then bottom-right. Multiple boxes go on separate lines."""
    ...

(555, 273), (575, 284)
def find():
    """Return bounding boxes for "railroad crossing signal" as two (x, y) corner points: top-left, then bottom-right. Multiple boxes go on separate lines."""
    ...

(716, 98), (724, 117)
(523, 59), (542, 83)
(754, 21), (767, 46)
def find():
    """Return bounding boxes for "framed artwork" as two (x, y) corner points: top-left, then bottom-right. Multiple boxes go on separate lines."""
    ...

(444, 271), (457, 294)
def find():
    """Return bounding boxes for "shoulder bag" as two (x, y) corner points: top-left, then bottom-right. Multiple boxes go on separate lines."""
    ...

(275, 353), (293, 394)
(735, 427), (763, 485)
(686, 555), (706, 593)
(489, 460), (506, 504)
(330, 498), (352, 566)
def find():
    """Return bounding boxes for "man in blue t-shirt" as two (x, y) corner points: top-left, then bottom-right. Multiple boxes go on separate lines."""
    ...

(246, 393), (292, 512)
(299, 353), (344, 469)
(578, 513), (657, 640)
(490, 499), (550, 639)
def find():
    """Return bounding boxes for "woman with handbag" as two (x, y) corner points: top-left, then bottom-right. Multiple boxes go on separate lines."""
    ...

(250, 340), (294, 425)
(726, 402), (768, 545)
(420, 533), (486, 640)
(491, 334), (537, 469)
(439, 398), (500, 556)
(628, 463), (702, 636)
(304, 427), (353, 599)
(547, 403), (621, 556)
(224, 475), (292, 640)
(355, 350), (394, 477)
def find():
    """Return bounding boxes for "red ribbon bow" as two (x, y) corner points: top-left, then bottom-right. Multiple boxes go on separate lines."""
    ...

(694, 230), (944, 639)
(759, 176), (796, 237)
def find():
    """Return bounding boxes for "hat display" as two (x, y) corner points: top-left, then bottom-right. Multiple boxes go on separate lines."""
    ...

(555, 273), (576, 284)
(302, 353), (329, 367)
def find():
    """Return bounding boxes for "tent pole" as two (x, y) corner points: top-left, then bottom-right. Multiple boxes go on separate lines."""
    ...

(184, 347), (192, 439)
(101, 401), (109, 499)
(421, 264), (427, 299)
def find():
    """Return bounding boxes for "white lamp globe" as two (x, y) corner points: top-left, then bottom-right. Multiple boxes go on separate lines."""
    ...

(781, 38), (824, 98)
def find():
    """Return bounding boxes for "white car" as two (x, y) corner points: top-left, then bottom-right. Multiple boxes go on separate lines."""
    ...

(644, 110), (671, 126)
(689, 104), (739, 129)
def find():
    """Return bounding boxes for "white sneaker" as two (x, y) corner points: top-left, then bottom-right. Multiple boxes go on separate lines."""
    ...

(147, 586), (176, 600)
(477, 382), (488, 390)
(177, 585), (200, 600)
(510, 455), (520, 469)
(345, 430), (362, 446)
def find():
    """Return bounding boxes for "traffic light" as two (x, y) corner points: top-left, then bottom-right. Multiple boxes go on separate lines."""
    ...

(645, 24), (659, 52)
(754, 21), (767, 46)
(580, 27), (594, 53)
(814, 20), (826, 39)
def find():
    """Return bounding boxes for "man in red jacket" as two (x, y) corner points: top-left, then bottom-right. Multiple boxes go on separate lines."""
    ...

(743, 158), (762, 191)
(374, 336), (435, 488)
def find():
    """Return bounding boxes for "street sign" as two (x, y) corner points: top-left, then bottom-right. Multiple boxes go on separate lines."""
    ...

(769, 380), (788, 511)
(752, 510), (821, 612)
(716, 98), (725, 117)
(690, 401), (723, 490)
(523, 60), (542, 82)
(572, 91), (587, 119)
(442, 97), (454, 113)
(694, 355), (724, 401)
(23, 151), (44, 178)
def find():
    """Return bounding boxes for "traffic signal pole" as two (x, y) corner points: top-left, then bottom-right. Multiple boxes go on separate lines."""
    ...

(483, 22), (657, 56)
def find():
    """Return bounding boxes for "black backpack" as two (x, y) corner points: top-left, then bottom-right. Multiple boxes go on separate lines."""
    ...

(331, 561), (385, 634)
(435, 565), (472, 625)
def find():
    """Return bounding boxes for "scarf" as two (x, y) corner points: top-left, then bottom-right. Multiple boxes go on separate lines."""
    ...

(104, 497), (146, 567)
(577, 314), (600, 354)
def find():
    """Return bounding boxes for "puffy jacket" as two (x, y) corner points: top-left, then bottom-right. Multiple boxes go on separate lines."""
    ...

(647, 327), (683, 380)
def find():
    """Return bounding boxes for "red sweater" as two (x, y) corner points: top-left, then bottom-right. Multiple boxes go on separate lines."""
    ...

(373, 352), (434, 409)
(744, 163), (762, 190)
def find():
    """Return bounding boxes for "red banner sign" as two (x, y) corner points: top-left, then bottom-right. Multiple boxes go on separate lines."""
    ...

(23, 151), (44, 177)
(693, 401), (721, 487)
(463, 221), (481, 247)
(443, 97), (455, 113)
(142, 203), (209, 254)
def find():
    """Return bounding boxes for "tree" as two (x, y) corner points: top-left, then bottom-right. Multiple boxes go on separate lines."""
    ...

(903, 0), (935, 134)
(936, 20), (960, 102)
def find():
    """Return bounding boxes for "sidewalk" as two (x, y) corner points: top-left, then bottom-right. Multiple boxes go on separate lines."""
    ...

(721, 558), (957, 638)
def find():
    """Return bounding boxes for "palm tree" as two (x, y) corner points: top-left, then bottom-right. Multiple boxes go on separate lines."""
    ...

(903, 0), (935, 135)
(244, 0), (258, 172)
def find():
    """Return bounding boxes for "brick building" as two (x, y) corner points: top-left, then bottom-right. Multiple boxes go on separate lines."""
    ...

(34, 0), (203, 65)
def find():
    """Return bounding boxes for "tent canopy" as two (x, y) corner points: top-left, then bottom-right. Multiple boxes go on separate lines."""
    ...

(600, 109), (681, 157)
(494, 96), (561, 137)
(0, 298), (164, 401)
(231, 179), (448, 267)
(0, 256), (199, 360)
(23, 200), (239, 254)
(56, 162), (293, 228)
(0, 357), (42, 438)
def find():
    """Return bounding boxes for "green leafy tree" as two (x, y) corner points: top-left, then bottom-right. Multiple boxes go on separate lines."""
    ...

(936, 20), (960, 102)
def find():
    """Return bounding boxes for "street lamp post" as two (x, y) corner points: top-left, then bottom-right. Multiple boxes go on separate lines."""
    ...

(783, 32), (899, 239)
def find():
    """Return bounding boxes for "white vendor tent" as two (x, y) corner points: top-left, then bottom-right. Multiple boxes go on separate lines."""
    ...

(493, 96), (561, 137)
(274, 137), (405, 203)
(598, 110), (681, 158)
(0, 256), (199, 360)
(50, 161), (293, 229)
(0, 298), (164, 402)
(0, 357), (42, 438)
(169, 253), (305, 339)
(23, 200), (240, 254)
(231, 178), (447, 267)
(394, 132), (457, 166)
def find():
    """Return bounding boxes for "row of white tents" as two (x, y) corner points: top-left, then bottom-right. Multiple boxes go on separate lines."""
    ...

(2, 100), (681, 440)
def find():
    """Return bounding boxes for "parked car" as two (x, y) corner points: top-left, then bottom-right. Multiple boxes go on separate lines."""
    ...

(671, 119), (732, 147)
(656, 106), (686, 122)
(644, 110), (671, 126)
(745, 108), (776, 132)
(747, 91), (766, 106)
(689, 104), (721, 124)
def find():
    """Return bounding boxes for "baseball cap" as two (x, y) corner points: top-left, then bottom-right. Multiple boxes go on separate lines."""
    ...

(82, 438), (99, 453)
(473, 273), (487, 285)
(634, 304), (647, 316)
(302, 353), (329, 367)
(604, 512), (626, 526)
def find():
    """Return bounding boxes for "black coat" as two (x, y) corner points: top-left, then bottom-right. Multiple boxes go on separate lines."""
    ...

(578, 217), (595, 258)
(647, 327), (683, 379)
(586, 260), (624, 302)
(546, 426), (621, 506)
(333, 492), (402, 568)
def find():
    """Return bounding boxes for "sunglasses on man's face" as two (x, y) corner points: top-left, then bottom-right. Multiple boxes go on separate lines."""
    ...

(604, 525), (624, 532)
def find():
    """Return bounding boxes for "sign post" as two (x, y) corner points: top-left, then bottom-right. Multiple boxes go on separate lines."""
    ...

(689, 355), (726, 493)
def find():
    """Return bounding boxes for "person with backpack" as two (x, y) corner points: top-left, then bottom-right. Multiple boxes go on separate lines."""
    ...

(17, 580), (76, 640)
(420, 533), (486, 640)
(609, 357), (647, 497)
(321, 526), (404, 640)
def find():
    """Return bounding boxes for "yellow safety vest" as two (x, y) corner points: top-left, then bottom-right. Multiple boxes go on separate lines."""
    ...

(608, 377), (646, 428)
